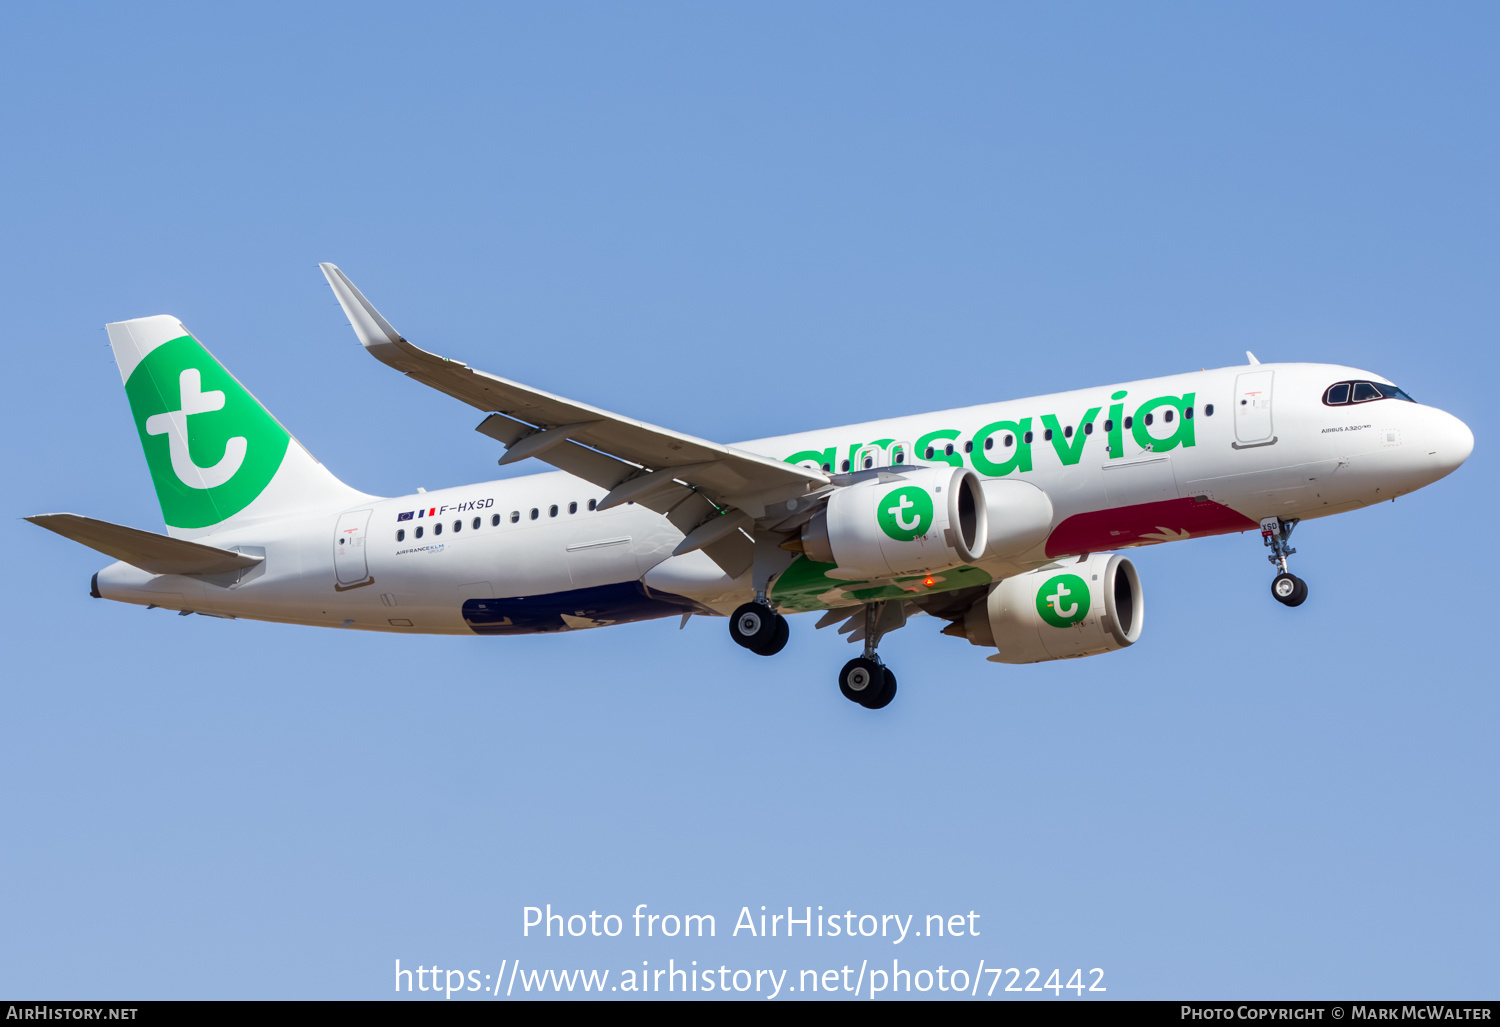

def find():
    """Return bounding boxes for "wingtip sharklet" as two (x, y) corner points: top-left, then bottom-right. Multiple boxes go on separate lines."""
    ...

(319, 262), (405, 353)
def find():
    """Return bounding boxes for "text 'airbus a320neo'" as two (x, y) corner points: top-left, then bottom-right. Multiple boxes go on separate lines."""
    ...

(30, 265), (1474, 708)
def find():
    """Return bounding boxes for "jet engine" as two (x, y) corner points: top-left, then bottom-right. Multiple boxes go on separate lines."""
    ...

(947, 553), (1144, 663)
(802, 466), (987, 580)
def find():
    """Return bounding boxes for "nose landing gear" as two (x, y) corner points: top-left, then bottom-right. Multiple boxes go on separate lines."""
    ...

(1262, 517), (1308, 607)
(838, 601), (899, 709)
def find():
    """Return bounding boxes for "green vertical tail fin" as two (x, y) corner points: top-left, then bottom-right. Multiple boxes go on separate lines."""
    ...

(107, 315), (365, 538)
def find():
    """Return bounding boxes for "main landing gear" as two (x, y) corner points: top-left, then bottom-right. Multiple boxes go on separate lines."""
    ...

(838, 602), (898, 710)
(729, 596), (900, 709)
(1261, 516), (1308, 608)
(729, 599), (789, 656)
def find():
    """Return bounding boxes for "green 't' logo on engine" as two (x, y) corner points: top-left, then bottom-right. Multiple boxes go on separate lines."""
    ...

(877, 486), (933, 542)
(1036, 573), (1090, 628)
(125, 335), (290, 529)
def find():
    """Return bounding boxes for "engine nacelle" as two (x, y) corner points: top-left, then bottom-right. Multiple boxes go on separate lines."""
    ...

(804, 466), (987, 579)
(958, 553), (1144, 663)
(980, 478), (1054, 560)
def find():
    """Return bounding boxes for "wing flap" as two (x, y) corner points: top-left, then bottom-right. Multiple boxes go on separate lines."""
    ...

(26, 513), (264, 576)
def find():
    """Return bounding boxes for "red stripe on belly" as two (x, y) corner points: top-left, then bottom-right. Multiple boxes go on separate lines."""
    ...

(1045, 498), (1258, 558)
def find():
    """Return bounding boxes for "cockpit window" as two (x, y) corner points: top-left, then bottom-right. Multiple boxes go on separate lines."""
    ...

(1323, 380), (1416, 406)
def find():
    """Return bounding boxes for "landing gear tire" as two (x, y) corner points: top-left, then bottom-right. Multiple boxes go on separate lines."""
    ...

(729, 602), (787, 655)
(753, 615), (790, 656)
(863, 669), (897, 710)
(839, 657), (893, 709)
(1271, 572), (1308, 607)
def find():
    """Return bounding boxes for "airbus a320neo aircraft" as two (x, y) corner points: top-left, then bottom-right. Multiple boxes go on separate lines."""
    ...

(30, 265), (1474, 709)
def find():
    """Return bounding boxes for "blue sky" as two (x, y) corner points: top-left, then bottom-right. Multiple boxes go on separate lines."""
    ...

(1, 2), (1495, 1000)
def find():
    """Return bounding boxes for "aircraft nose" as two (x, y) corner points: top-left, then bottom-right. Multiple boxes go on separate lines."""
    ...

(1427, 408), (1474, 477)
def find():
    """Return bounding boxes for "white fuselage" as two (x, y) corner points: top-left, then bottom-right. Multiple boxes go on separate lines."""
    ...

(94, 362), (1473, 634)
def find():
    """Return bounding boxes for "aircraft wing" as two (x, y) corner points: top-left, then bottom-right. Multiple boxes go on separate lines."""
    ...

(320, 263), (829, 576)
(26, 513), (264, 576)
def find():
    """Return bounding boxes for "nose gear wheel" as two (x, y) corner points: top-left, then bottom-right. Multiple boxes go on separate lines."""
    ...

(1272, 572), (1308, 607)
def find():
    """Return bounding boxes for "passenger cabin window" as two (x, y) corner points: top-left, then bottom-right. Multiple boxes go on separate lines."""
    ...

(415, 525), (424, 539)
(569, 501), (578, 514)
(1323, 380), (1416, 406)
(491, 514), (501, 527)
(472, 517), (481, 530)
(396, 529), (405, 542)
(549, 505), (558, 517)
(530, 508), (539, 520)
(510, 511), (520, 523)
(453, 520), (461, 532)
(433, 522), (442, 535)
(1205, 404), (1214, 416)
(588, 499), (598, 511)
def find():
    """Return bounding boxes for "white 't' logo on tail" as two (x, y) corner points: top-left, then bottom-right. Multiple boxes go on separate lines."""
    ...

(144, 368), (247, 490)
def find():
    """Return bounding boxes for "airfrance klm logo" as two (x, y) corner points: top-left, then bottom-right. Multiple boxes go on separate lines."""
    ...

(877, 486), (933, 542)
(1036, 573), (1090, 628)
(125, 335), (290, 529)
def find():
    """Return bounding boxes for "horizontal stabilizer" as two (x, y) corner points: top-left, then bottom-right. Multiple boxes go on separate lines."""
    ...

(25, 514), (264, 576)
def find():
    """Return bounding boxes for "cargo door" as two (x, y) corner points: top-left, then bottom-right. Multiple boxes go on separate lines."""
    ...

(1102, 456), (1179, 507)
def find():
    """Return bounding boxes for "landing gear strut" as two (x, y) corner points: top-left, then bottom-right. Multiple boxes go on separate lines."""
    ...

(1261, 516), (1308, 607)
(729, 598), (789, 656)
(838, 602), (898, 709)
